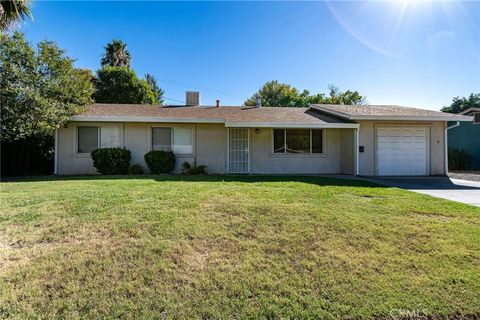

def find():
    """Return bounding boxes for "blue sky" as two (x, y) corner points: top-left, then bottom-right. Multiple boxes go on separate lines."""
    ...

(21, 1), (480, 110)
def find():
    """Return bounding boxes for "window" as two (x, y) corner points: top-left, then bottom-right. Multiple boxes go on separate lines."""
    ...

(100, 126), (121, 148)
(273, 129), (285, 153)
(78, 127), (99, 153)
(286, 129), (310, 153)
(312, 129), (323, 153)
(152, 127), (172, 151)
(273, 129), (323, 154)
(474, 112), (480, 125)
(173, 127), (193, 154)
(151, 127), (193, 154)
(77, 125), (122, 153)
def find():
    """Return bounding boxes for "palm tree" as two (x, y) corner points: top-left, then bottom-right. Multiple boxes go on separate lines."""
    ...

(0, 0), (33, 31)
(101, 40), (131, 68)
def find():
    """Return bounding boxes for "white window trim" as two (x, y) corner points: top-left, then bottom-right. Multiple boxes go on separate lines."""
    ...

(148, 124), (195, 157)
(270, 128), (327, 157)
(73, 123), (124, 158)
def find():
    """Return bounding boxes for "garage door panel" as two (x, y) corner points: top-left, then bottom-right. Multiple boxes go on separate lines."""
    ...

(377, 127), (427, 176)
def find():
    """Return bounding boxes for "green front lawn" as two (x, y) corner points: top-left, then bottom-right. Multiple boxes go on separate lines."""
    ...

(1, 176), (479, 319)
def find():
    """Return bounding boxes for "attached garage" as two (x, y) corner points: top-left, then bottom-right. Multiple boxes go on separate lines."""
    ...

(309, 104), (472, 177)
(376, 127), (427, 176)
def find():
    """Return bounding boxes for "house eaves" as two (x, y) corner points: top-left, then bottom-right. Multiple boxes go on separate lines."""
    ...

(309, 105), (473, 122)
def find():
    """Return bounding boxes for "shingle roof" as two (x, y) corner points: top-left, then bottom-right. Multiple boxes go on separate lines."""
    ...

(71, 104), (354, 128)
(70, 103), (472, 125)
(310, 104), (472, 121)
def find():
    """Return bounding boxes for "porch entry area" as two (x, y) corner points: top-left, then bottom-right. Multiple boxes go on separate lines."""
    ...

(228, 128), (249, 174)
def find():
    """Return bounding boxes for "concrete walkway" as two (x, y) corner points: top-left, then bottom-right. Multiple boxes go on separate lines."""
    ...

(323, 175), (480, 207)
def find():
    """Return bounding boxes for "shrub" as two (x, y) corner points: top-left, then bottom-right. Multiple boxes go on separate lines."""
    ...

(90, 148), (131, 174)
(128, 164), (144, 175)
(448, 148), (471, 171)
(144, 151), (176, 174)
(180, 161), (207, 175)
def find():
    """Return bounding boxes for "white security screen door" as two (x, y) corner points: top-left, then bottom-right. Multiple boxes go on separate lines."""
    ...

(228, 128), (249, 174)
(377, 127), (427, 176)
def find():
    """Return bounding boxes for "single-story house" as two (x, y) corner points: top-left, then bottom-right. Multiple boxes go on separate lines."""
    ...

(55, 92), (472, 176)
(447, 107), (480, 170)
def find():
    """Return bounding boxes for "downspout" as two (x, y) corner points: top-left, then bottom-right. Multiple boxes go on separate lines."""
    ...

(355, 127), (359, 176)
(444, 121), (460, 175)
(54, 128), (59, 175)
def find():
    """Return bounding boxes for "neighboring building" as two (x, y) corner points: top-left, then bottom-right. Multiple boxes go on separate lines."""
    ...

(55, 92), (471, 176)
(447, 107), (480, 170)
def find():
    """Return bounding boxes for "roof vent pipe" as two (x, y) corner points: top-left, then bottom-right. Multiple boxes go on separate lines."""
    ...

(255, 97), (261, 108)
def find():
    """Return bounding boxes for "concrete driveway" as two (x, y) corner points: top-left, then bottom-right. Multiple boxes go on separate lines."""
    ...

(361, 176), (480, 207)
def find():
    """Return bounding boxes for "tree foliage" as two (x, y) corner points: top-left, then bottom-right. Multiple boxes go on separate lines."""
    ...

(0, 0), (32, 31)
(0, 32), (94, 141)
(324, 85), (365, 105)
(93, 66), (157, 104)
(145, 73), (164, 105)
(0, 32), (93, 175)
(101, 40), (131, 68)
(244, 81), (366, 107)
(441, 93), (480, 114)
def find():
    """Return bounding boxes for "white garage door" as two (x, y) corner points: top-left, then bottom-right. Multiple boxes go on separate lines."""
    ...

(377, 127), (427, 176)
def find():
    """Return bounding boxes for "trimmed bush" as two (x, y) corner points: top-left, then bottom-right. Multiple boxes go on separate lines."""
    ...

(144, 151), (175, 174)
(90, 148), (131, 175)
(448, 148), (470, 171)
(128, 164), (144, 175)
(181, 161), (207, 175)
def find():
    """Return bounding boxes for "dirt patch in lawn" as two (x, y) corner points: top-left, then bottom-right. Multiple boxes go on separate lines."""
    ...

(165, 236), (243, 280)
(0, 224), (116, 276)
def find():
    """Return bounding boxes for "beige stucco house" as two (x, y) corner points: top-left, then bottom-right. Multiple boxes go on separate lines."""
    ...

(55, 95), (471, 176)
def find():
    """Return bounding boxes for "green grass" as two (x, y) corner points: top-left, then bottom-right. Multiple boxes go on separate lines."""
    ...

(0, 175), (479, 319)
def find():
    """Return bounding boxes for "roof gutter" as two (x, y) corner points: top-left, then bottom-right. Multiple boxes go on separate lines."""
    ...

(225, 122), (359, 129)
(69, 115), (225, 124)
(345, 115), (473, 121)
(69, 116), (360, 128)
(308, 105), (473, 122)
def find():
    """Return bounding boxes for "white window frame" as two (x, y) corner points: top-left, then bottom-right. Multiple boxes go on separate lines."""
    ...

(73, 123), (123, 157)
(148, 125), (195, 157)
(271, 128), (326, 156)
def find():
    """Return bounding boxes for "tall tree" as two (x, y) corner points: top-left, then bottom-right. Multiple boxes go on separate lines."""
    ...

(0, 32), (94, 175)
(441, 93), (480, 114)
(323, 85), (365, 105)
(244, 81), (365, 107)
(94, 66), (157, 104)
(145, 74), (164, 105)
(244, 81), (303, 107)
(0, 0), (32, 31)
(101, 40), (131, 68)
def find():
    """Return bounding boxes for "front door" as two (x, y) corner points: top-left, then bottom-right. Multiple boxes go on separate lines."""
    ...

(228, 128), (249, 174)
